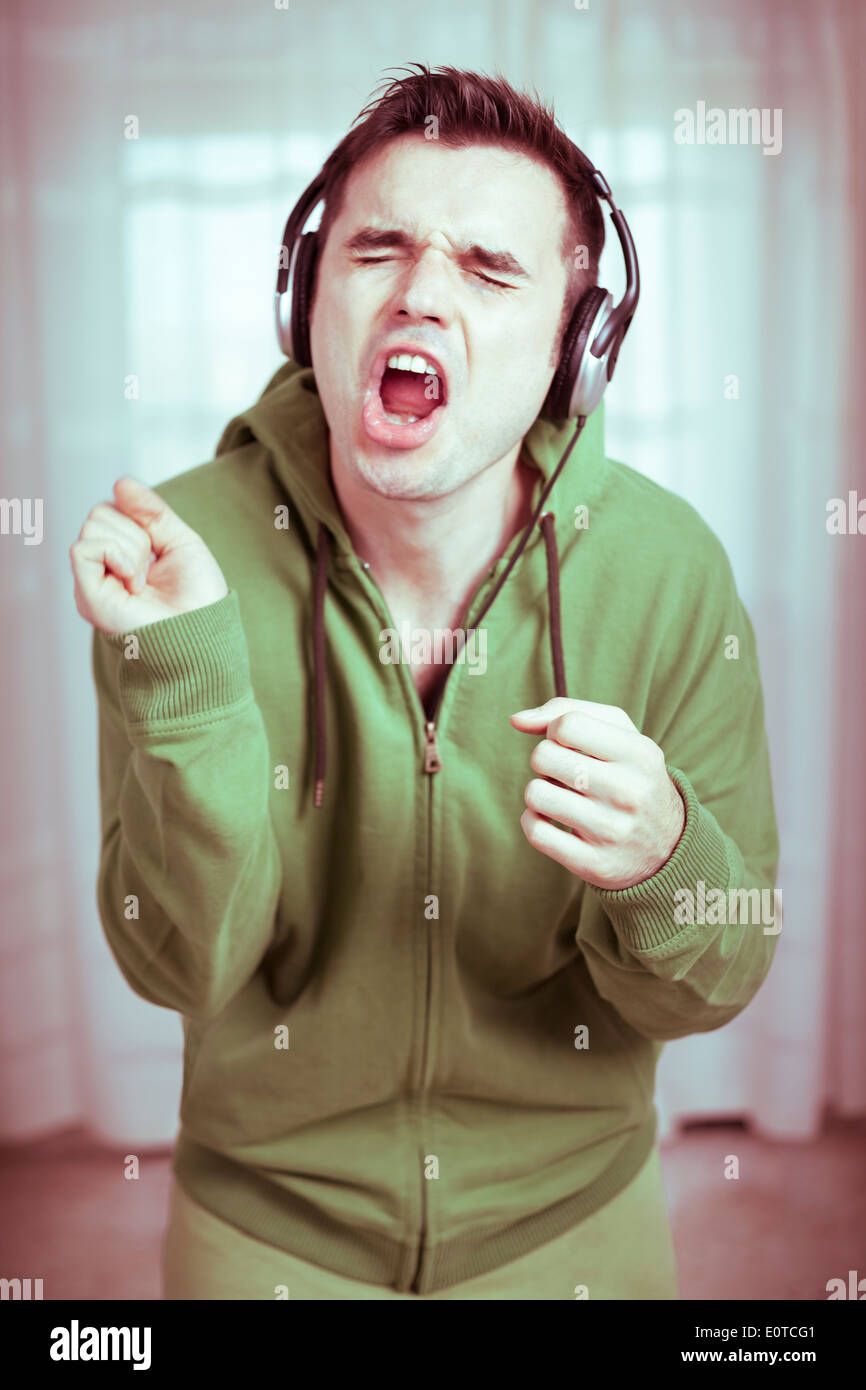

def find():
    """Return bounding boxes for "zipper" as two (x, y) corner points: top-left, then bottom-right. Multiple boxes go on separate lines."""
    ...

(410, 722), (440, 1291)
(423, 720), (442, 774)
(352, 562), (496, 1293)
(416, 720), (440, 1090)
(409, 1143), (428, 1292)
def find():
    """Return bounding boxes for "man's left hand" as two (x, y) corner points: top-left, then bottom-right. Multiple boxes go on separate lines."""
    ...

(510, 697), (686, 891)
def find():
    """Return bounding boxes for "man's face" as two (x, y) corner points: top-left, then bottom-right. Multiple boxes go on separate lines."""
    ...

(308, 133), (571, 501)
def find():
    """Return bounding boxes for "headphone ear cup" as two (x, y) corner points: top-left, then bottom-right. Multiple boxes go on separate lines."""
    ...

(291, 232), (319, 368)
(542, 286), (609, 421)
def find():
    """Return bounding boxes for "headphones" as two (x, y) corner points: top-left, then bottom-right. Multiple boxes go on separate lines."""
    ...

(274, 148), (639, 422)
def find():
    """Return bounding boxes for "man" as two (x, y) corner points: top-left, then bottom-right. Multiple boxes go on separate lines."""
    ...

(71, 65), (780, 1300)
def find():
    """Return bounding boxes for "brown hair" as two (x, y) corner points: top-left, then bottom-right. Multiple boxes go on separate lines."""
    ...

(314, 63), (605, 351)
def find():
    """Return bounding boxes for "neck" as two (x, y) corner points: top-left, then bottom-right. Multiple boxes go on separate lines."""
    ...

(330, 444), (539, 627)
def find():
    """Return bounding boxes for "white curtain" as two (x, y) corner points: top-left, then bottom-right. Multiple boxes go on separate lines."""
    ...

(1, 0), (862, 1147)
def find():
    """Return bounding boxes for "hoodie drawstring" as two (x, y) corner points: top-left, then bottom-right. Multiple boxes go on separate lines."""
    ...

(310, 415), (586, 808)
(540, 512), (567, 699)
(312, 523), (329, 808)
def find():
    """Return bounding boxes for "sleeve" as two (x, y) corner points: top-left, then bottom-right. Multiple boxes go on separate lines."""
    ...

(576, 534), (781, 1041)
(91, 589), (283, 1021)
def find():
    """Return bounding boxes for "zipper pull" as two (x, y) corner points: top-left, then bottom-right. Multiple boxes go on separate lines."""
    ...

(424, 721), (442, 774)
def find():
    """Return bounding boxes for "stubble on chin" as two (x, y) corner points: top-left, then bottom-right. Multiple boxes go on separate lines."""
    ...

(351, 449), (457, 502)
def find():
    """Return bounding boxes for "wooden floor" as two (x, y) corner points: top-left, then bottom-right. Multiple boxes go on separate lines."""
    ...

(1, 1118), (864, 1300)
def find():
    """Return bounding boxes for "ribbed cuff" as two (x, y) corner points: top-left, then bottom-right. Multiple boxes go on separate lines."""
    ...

(97, 589), (253, 727)
(591, 765), (732, 953)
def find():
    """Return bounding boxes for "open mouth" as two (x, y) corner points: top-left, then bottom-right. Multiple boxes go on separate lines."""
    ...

(361, 347), (450, 450)
(379, 352), (447, 423)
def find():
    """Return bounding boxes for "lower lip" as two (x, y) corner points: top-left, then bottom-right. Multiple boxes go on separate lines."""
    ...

(361, 374), (447, 451)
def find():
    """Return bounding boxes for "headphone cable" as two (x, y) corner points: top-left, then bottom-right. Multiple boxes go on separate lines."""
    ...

(467, 414), (588, 634)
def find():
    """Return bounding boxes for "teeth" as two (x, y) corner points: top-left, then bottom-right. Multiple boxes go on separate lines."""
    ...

(380, 351), (441, 427)
(386, 353), (440, 378)
(383, 409), (419, 425)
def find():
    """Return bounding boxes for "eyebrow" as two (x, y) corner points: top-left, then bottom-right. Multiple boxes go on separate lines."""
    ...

(343, 227), (531, 280)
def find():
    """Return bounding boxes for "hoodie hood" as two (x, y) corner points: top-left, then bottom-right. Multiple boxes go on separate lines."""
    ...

(214, 359), (607, 805)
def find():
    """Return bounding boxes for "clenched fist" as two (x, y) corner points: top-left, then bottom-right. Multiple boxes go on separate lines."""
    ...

(510, 697), (686, 891)
(70, 476), (228, 635)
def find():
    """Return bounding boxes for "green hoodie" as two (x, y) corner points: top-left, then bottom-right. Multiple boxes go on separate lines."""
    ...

(92, 359), (780, 1295)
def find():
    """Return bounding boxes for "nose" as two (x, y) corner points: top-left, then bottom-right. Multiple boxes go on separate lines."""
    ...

(390, 246), (453, 328)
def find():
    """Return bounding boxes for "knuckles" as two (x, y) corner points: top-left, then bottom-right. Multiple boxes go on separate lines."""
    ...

(639, 733), (665, 766)
(529, 738), (555, 775)
(520, 808), (543, 847)
(546, 713), (577, 746)
(524, 777), (555, 811)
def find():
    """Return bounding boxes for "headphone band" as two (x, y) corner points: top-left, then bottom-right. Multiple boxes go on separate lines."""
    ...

(586, 170), (640, 359)
(276, 171), (326, 297)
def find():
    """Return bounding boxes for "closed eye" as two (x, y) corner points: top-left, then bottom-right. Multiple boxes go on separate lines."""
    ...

(472, 272), (513, 288)
(355, 256), (513, 289)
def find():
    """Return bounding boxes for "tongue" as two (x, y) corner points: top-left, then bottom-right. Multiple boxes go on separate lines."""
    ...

(379, 368), (437, 419)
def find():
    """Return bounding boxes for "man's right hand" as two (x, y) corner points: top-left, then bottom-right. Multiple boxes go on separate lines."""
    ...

(70, 476), (229, 635)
